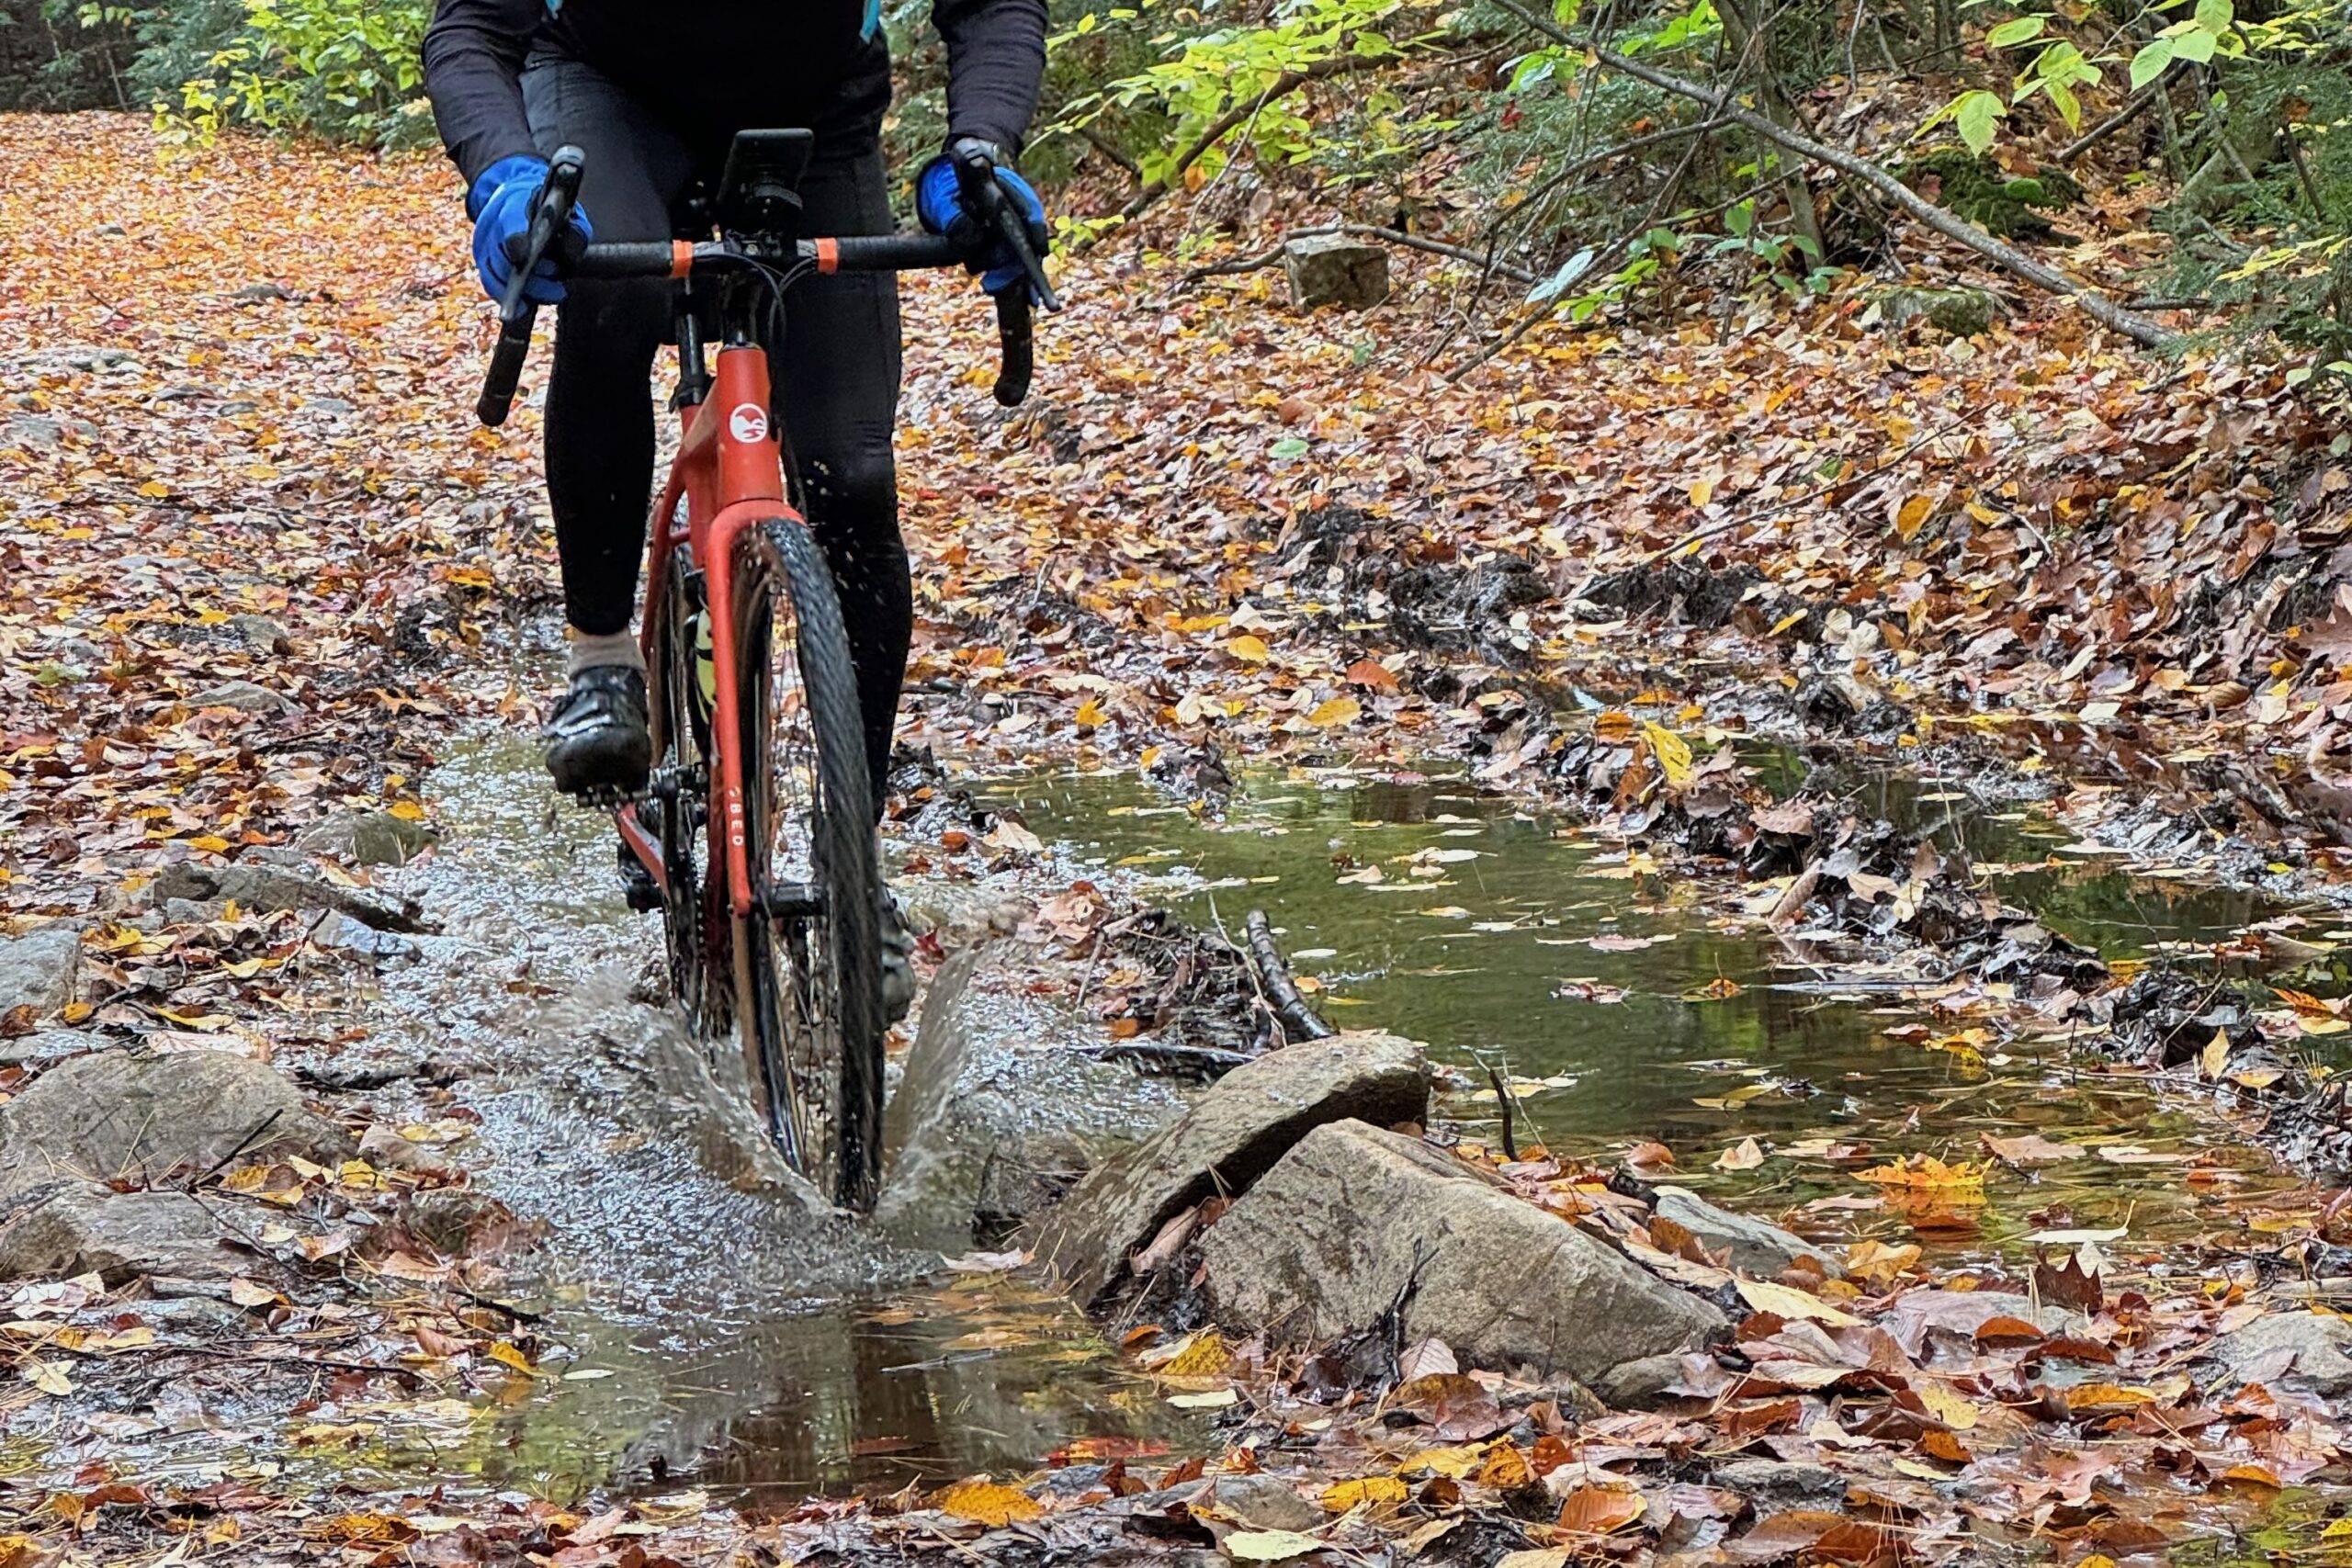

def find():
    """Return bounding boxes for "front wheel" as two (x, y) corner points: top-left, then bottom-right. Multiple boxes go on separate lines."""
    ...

(729, 519), (888, 1211)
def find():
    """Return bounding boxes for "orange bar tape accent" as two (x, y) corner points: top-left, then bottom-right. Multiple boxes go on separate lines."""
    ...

(814, 237), (840, 275)
(670, 240), (694, 279)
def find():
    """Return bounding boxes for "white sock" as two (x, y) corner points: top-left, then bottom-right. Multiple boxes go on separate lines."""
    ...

(566, 629), (645, 678)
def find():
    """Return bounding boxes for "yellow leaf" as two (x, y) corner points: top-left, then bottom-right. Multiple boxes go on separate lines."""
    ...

(1158, 1329), (1233, 1378)
(1894, 493), (1934, 540)
(938, 1481), (1045, 1527)
(1713, 1136), (1765, 1171)
(1227, 635), (1270, 664)
(27, 1360), (71, 1397)
(387, 800), (427, 822)
(1915, 1381), (1980, 1430)
(186, 835), (232, 853)
(1641, 722), (1693, 788)
(1307, 696), (1362, 727)
(1074, 699), (1105, 727)
(1856, 1155), (1984, 1191)
(1735, 1278), (1861, 1326)
(138, 480), (172, 498)
(1225, 1530), (1325, 1562)
(487, 1341), (537, 1375)
(1320, 1475), (1409, 1512)
(2200, 1030), (2231, 1079)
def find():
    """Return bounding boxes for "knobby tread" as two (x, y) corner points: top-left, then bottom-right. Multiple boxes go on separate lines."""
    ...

(734, 518), (888, 1210)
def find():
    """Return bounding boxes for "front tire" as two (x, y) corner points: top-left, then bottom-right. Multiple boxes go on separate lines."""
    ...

(730, 519), (888, 1211)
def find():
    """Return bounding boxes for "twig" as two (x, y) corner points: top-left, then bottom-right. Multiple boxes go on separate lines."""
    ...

(1244, 908), (1336, 1043)
(1485, 0), (2183, 350)
(1080, 127), (1141, 183)
(2055, 85), (2160, 164)
(1485, 1061), (1518, 1159)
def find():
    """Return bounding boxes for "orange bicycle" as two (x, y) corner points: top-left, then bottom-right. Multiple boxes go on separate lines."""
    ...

(475, 130), (1051, 1210)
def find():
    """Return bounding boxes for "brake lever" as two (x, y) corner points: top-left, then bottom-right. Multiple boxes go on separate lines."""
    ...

(949, 141), (1059, 312)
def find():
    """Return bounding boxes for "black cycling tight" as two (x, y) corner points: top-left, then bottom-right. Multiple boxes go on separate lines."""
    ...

(522, 56), (910, 795)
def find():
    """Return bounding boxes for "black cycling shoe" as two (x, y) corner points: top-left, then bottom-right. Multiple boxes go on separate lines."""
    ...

(545, 666), (652, 798)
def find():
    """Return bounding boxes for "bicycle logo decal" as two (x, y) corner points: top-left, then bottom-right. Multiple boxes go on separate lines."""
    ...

(729, 402), (770, 444)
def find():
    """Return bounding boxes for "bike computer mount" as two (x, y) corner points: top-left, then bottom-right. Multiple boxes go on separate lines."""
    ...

(714, 129), (814, 246)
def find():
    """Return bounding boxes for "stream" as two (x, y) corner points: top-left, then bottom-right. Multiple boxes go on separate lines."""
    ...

(35, 741), (2341, 1511)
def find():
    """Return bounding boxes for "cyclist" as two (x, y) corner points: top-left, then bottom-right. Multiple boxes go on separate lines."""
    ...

(421, 0), (1050, 1016)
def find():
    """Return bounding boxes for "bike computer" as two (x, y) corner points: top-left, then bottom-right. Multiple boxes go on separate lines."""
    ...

(715, 129), (814, 238)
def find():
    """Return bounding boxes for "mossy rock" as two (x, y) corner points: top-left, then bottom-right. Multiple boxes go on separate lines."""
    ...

(1869, 285), (2005, 338)
(1894, 149), (2082, 239)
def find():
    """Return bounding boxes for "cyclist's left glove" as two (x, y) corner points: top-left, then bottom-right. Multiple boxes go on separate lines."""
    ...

(916, 138), (1051, 301)
(468, 153), (595, 306)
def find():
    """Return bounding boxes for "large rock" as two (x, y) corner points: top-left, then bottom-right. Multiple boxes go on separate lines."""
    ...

(0, 1049), (351, 1196)
(1202, 1121), (1725, 1387)
(2208, 1312), (2352, 1397)
(149, 862), (424, 933)
(0, 1184), (243, 1284)
(1031, 1032), (1429, 1306)
(0, 925), (83, 1018)
(1285, 235), (1389, 311)
(1652, 1187), (1843, 1279)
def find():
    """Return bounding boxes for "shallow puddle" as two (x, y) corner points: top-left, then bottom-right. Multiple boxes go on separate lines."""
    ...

(983, 763), (2327, 1261)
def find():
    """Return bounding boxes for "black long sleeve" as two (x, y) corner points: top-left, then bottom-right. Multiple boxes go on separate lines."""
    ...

(419, 0), (1049, 189)
(934, 0), (1047, 153)
(420, 0), (541, 187)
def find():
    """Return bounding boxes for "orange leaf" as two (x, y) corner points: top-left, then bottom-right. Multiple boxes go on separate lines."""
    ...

(938, 1480), (1045, 1527)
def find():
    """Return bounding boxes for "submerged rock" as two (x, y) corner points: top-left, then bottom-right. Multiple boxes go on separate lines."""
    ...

(1030, 1032), (1429, 1306)
(2208, 1311), (2352, 1397)
(1651, 1186), (1843, 1279)
(297, 807), (436, 867)
(0, 1185), (247, 1284)
(1202, 1120), (1725, 1387)
(0, 1049), (351, 1197)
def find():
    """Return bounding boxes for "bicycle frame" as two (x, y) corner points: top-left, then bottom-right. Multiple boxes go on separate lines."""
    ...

(614, 310), (791, 924)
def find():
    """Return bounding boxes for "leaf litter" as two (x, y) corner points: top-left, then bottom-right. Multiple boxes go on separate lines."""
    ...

(6, 109), (2352, 1567)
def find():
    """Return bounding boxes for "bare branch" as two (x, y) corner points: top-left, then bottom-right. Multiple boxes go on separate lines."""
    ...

(1485, 0), (2183, 350)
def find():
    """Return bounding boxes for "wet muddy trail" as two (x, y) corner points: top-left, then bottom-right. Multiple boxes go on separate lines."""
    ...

(26, 732), (2348, 1524)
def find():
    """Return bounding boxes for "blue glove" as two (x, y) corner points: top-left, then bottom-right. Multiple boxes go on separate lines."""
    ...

(468, 154), (594, 306)
(916, 140), (1050, 299)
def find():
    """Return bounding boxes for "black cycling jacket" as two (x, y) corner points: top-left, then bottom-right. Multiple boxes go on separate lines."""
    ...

(421, 0), (1047, 186)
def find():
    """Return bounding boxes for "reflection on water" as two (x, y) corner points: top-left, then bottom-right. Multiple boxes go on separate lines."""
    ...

(982, 762), (2319, 1258)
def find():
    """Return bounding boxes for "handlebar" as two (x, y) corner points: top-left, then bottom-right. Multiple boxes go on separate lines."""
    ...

(476, 149), (1052, 426)
(478, 144), (583, 426)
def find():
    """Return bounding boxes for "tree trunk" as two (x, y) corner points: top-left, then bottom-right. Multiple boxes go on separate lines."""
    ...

(1712, 0), (1826, 260)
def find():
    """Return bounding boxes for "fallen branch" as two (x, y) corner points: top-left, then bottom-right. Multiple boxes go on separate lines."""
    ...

(2055, 85), (2161, 164)
(1182, 223), (1544, 286)
(1120, 52), (1396, 221)
(1245, 908), (1337, 1043)
(1486, 0), (2183, 350)
(1073, 1039), (1255, 1074)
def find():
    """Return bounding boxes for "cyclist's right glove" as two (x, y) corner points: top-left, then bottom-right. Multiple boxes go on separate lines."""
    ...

(468, 154), (594, 306)
(915, 139), (1051, 300)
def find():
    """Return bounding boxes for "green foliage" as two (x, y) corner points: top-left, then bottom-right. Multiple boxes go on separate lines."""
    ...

(1053, 0), (1432, 191)
(161, 0), (428, 148)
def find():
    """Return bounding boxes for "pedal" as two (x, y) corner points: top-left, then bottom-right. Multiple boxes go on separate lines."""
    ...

(617, 840), (664, 912)
(574, 784), (648, 812)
